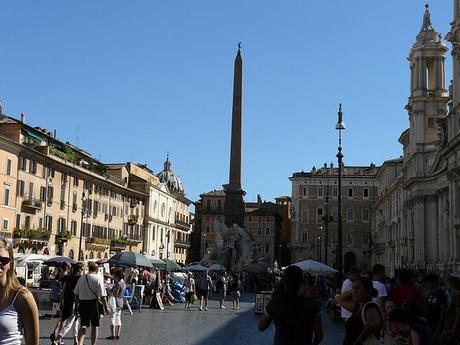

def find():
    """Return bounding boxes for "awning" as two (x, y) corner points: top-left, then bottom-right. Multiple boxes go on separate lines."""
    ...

(23, 130), (46, 143)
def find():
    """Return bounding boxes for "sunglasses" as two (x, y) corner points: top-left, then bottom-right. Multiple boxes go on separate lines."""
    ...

(0, 257), (10, 267)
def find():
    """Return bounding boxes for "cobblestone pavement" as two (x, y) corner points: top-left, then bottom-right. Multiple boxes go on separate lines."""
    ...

(39, 294), (344, 345)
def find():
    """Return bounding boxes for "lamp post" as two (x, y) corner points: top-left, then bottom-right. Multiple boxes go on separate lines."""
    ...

(336, 104), (346, 274)
(78, 191), (86, 261)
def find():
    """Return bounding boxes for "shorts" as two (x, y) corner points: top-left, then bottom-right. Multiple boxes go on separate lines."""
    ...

(230, 291), (241, 299)
(61, 301), (74, 321)
(79, 299), (100, 328)
(110, 310), (122, 326)
(185, 292), (193, 303)
(200, 290), (209, 299)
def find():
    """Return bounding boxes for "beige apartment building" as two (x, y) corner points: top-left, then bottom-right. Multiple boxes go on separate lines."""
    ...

(0, 114), (147, 260)
(290, 164), (378, 272)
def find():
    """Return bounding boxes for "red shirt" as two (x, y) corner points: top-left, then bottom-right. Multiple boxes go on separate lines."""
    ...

(390, 283), (423, 309)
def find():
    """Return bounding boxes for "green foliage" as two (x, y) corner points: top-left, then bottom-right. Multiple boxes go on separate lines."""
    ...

(13, 228), (51, 240)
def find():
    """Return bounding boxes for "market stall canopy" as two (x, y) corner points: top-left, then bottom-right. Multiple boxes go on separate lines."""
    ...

(162, 258), (181, 271)
(291, 259), (338, 274)
(143, 255), (166, 269)
(184, 263), (208, 272)
(108, 252), (153, 268)
(208, 263), (226, 271)
(45, 256), (76, 266)
(16, 254), (50, 267)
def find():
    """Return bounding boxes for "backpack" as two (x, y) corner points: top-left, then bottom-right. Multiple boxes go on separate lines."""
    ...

(360, 302), (397, 345)
(49, 280), (62, 302)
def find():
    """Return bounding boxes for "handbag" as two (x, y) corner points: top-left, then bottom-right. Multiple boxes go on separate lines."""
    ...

(85, 275), (105, 316)
(360, 302), (397, 345)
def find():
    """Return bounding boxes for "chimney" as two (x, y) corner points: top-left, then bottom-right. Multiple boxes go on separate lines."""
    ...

(53, 129), (56, 138)
(20, 112), (25, 123)
(257, 194), (262, 204)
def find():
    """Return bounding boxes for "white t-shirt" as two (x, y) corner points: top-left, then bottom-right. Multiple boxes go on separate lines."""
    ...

(341, 278), (353, 319)
(74, 273), (107, 301)
(372, 280), (388, 305)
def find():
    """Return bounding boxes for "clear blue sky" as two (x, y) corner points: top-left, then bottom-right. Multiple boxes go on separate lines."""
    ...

(0, 1), (453, 203)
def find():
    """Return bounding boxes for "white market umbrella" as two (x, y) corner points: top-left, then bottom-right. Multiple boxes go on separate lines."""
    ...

(291, 259), (338, 274)
(16, 254), (50, 267)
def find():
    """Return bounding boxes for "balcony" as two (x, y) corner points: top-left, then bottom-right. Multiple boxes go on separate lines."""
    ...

(110, 239), (129, 251)
(128, 215), (139, 225)
(22, 198), (42, 210)
(56, 230), (72, 242)
(13, 228), (51, 246)
(86, 237), (110, 251)
(175, 220), (191, 231)
(174, 239), (190, 248)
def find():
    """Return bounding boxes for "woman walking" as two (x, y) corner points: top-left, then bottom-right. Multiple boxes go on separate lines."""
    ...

(258, 265), (323, 345)
(183, 272), (195, 309)
(0, 239), (39, 345)
(107, 271), (126, 340)
(335, 276), (385, 345)
(228, 274), (242, 310)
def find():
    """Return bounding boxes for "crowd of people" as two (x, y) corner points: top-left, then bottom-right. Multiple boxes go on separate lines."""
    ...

(258, 262), (460, 345)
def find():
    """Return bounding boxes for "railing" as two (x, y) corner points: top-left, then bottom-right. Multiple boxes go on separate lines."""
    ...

(174, 239), (190, 247)
(128, 215), (139, 225)
(56, 230), (72, 241)
(22, 198), (43, 209)
(175, 221), (191, 231)
(13, 228), (51, 242)
(86, 237), (111, 246)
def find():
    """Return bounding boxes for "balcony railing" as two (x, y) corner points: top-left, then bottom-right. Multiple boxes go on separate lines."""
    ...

(128, 215), (139, 225)
(174, 239), (190, 248)
(56, 230), (72, 242)
(22, 198), (43, 210)
(175, 221), (191, 231)
(13, 228), (51, 244)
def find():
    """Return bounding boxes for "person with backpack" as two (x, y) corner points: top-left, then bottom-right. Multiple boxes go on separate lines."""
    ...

(74, 262), (110, 345)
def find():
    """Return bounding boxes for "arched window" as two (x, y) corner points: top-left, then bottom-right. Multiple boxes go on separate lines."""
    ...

(43, 247), (49, 255)
(31, 248), (37, 254)
(18, 247), (25, 254)
(97, 252), (101, 259)
(89, 251), (94, 259)
(68, 249), (74, 259)
(79, 250), (84, 261)
(104, 252), (108, 259)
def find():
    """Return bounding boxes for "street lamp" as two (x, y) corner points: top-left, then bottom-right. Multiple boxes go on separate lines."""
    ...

(336, 104), (346, 274)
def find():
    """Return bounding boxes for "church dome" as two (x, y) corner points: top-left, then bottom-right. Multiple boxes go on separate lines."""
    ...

(157, 156), (184, 194)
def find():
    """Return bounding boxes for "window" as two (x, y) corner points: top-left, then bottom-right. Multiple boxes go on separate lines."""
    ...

(29, 160), (37, 174)
(71, 220), (77, 236)
(301, 232), (308, 243)
(40, 187), (46, 202)
(265, 228), (270, 235)
(316, 208), (323, 222)
(24, 216), (31, 229)
(45, 216), (53, 232)
(206, 199), (211, 210)
(333, 187), (338, 198)
(73, 176), (79, 187)
(58, 218), (66, 231)
(205, 226), (210, 233)
(347, 209), (354, 222)
(216, 215), (221, 222)
(363, 232), (370, 246)
(348, 188), (354, 198)
(15, 214), (20, 229)
(347, 232), (353, 245)
(28, 182), (33, 199)
(17, 180), (25, 197)
(217, 199), (222, 210)
(317, 187), (323, 198)
(301, 208), (309, 222)
(3, 186), (10, 206)
(362, 209), (369, 222)
(265, 244), (270, 253)
(427, 117), (435, 129)
(302, 187), (307, 197)
(257, 228), (262, 235)
(248, 216), (252, 222)
(2, 219), (8, 231)
(19, 157), (27, 171)
(363, 188), (369, 199)
(47, 186), (54, 202)
(6, 159), (11, 176)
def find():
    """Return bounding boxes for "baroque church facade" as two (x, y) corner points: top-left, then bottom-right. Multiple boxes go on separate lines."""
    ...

(372, 3), (460, 275)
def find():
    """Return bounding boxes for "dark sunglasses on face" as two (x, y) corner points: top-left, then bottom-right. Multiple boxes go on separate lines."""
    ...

(0, 257), (11, 267)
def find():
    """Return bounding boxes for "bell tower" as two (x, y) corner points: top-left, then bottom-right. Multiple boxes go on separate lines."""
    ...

(406, 4), (449, 176)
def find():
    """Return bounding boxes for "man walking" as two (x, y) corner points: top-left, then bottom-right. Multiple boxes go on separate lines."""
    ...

(74, 262), (110, 345)
(199, 270), (213, 311)
(54, 262), (85, 345)
(218, 272), (228, 309)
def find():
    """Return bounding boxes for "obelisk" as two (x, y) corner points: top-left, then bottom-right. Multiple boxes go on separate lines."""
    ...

(223, 43), (246, 228)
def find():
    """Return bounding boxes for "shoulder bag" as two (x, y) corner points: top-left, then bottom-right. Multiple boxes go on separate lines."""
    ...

(85, 275), (105, 316)
(360, 302), (397, 345)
